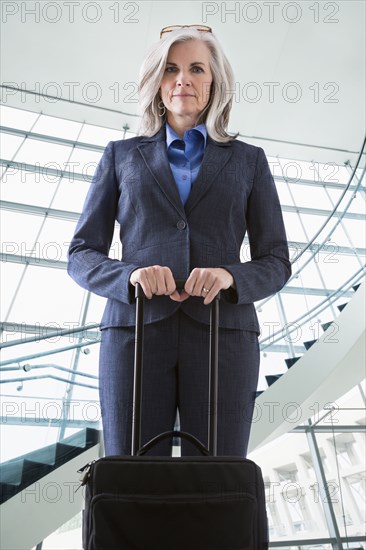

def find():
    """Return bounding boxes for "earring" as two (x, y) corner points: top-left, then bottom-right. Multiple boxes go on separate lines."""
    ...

(158, 100), (166, 117)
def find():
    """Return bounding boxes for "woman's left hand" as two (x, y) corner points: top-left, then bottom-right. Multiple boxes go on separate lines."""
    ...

(170, 267), (235, 305)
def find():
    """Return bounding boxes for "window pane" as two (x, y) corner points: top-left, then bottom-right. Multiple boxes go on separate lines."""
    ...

(36, 217), (80, 262)
(4, 265), (85, 325)
(275, 181), (294, 205)
(315, 428), (366, 537)
(1, 169), (59, 207)
(1, 210), (44, 247)
(51, 176), (90, 212)
(0, 105), (39, 130)
(1, 134), (25, 159)
(13, 139), (73, 167)
(249, 432), (331, 541)
(331, 219), (366, 249)
(287, 183), (333, 210)
(282, 212), (308, 241)
(77, 124), (125, 145)
(31, 114), (82, 140)
(67, 147), (105, 179)
(1, 263), (25, 319)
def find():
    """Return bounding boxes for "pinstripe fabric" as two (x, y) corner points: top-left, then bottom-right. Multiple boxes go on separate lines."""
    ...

(99, 309), (259, 457)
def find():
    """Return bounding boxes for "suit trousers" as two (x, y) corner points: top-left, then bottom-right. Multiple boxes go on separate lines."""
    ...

(99, 308), (260, 457)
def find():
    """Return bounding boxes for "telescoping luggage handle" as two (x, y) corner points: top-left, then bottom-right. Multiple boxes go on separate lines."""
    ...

(132, 279), (220, 457)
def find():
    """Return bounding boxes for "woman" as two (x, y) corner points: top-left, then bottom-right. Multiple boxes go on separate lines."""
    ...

(67, 25), (291, 457)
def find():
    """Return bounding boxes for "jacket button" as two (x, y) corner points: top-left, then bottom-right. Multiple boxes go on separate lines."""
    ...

(176, 220), (186, 230)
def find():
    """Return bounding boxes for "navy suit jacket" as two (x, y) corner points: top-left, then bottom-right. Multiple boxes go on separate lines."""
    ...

(67, 124), (291, 333)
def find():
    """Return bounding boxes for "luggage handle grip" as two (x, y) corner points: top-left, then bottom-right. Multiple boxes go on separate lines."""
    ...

(135, 279), (220, 299)
(136, 430), (210, 457)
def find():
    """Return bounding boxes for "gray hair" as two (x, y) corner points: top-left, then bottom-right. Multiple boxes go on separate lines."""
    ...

(137, 28), (238, 142)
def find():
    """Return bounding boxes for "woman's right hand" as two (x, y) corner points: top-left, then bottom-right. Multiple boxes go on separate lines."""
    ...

(129, 265), (184, 301)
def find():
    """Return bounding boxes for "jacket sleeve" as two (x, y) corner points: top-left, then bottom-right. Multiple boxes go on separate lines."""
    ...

(67, 141), (139, 304)
(221, 146), (291, 305)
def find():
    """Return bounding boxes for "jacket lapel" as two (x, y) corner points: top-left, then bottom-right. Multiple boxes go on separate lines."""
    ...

(185, 136), (232, 215)
(137, 127), (185, 217)
(137, 125), (233, 217)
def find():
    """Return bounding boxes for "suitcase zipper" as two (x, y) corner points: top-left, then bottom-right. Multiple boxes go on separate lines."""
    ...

(89, 491), (257, 510)
(76, 459), (96, 492)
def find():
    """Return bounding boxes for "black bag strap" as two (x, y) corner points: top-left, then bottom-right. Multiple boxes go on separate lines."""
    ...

(132, 279), (220, 457)
(136, 430), (210, 457)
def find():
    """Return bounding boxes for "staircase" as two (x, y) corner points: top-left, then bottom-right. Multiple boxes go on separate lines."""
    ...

(0, 428), (100, 550)
(249, 281), (365, 452)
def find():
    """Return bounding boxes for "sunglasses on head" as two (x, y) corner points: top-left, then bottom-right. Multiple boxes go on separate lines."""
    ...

(160, 25), (212, 39)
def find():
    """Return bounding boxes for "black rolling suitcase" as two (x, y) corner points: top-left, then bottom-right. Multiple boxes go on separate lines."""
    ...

(78, 282), (269, 549)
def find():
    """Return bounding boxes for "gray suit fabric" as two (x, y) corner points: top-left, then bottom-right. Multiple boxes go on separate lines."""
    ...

(68, 125), (291, 332)
(67, 124), (291, 456)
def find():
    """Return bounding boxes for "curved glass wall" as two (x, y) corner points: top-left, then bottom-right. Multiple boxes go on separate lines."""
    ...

(1, 104), (365, 548)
